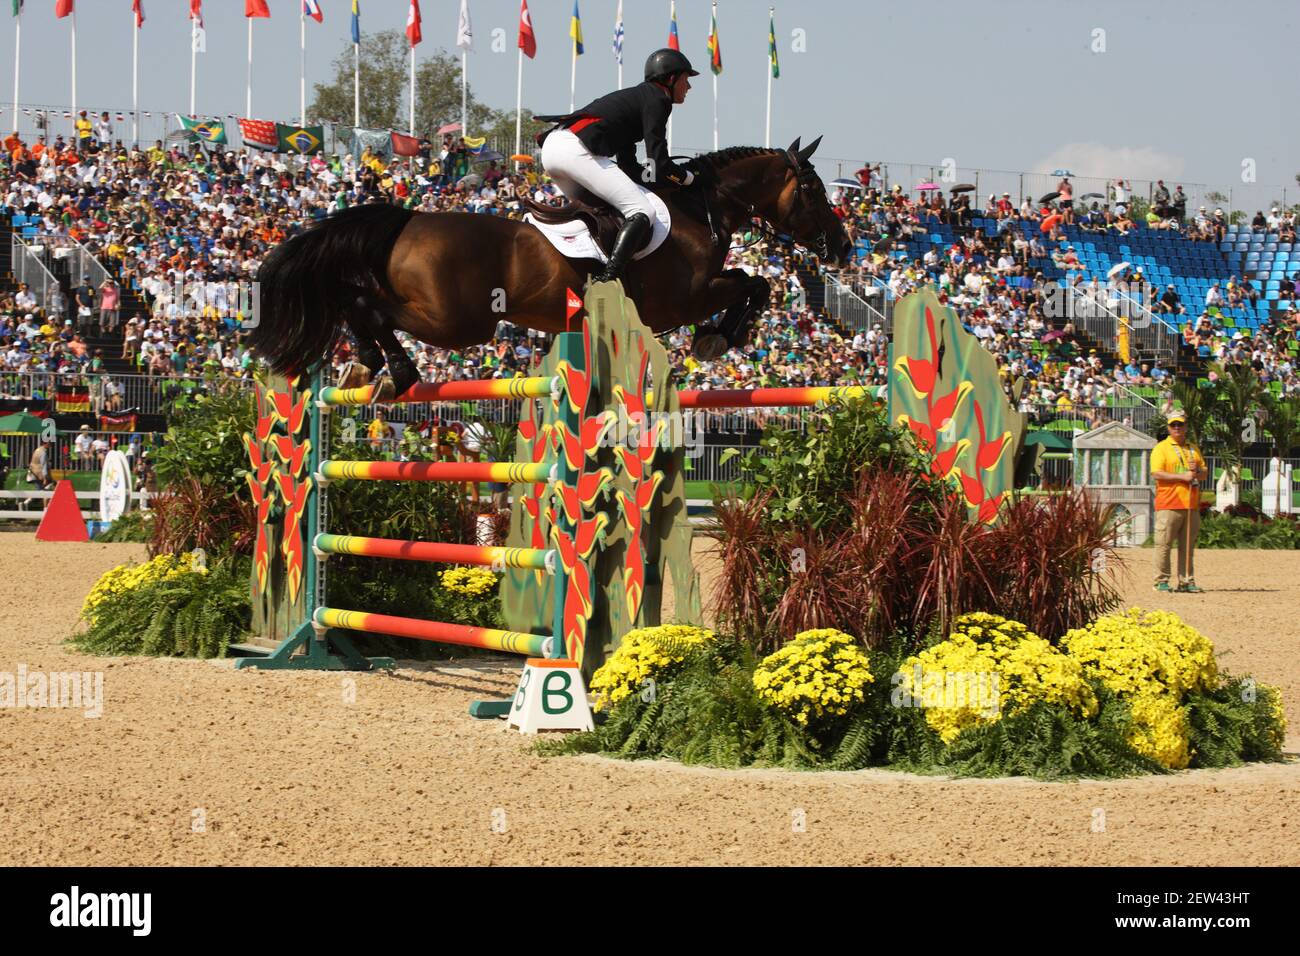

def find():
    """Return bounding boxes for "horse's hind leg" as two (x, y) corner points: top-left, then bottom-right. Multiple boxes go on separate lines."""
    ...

(355, 294), (420, 398)
(342, 300), (385, 389)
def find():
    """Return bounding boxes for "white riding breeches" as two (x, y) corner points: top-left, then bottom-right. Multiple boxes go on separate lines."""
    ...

(540, 129), (656, 221)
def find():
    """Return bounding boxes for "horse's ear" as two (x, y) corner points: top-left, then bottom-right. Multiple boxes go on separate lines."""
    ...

(787, 137), (801, 155)
(798, 136), (823, 161)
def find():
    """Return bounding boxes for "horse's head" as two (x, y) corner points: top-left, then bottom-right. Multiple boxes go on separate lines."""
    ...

(774, 136), (851, 264)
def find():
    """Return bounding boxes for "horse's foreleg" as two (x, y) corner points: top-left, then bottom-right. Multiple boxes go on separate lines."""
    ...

(692, 271), (772, 357)
(343, 300), (385, 388)
(356, 294), (420, 398)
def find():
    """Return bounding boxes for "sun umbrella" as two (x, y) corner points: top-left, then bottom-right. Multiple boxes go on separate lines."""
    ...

(1039, 191), (1061, 204)
(1051, 169), (1074, 177)
(510, 154), (534, 164)
(437, 123), (463, 135)
(1107, 261), (1132, 278)
(829, 178), (863, 190)
(0, 411), (47, 435)
(1080, 192), (1105, 200)
(950, 183), (976, 193)
(1041, 330), (1066, 342)
(1039, 214), (1062, 233)
(916, 182), (940, 191)
(472, 150), (505, 163)
(872, 236), (895, 254)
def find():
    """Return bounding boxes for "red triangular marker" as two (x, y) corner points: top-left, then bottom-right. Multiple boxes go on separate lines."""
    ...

(35, 480), (89, 542)
(565, 288), (583, 331)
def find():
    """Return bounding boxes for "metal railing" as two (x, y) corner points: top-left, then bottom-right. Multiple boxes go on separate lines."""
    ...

(0, 370), (256, 417)
(9, 235), (60, 311)
(824, 272), (889, 334)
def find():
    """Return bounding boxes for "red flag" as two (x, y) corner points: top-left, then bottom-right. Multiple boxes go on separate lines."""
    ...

(190, 0), (202, 21)
(132, 0), (144, 27)
(55, 0), (74, 17)
(517, 0), (536, 59)
(238, 118), (278, 150)
(245, 0), (270, 17)
(565, 287), (582, 328)
(391, 131), (420, 156)
(406, 0), (421, 46)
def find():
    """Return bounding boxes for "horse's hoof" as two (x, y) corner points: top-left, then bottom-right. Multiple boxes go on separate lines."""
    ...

(692, 333), (728, 361)
(371, 376), (398, 402)
(338, 362), (374, 390)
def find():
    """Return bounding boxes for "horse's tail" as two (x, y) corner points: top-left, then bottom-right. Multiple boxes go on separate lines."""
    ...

(251, 203), (414, 375)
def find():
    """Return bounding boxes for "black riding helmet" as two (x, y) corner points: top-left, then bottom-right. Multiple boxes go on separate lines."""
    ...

(644, 48), (700, 83)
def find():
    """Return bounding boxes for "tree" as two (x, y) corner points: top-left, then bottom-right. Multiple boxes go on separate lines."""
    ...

(1203, 361), (1266, 487)
(309, 29), (548, 150)
(1261, 393), (1300, 510)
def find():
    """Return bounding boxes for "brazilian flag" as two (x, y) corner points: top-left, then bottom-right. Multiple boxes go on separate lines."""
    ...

(277, 123), (325, 155)
(178, 115), (228, 145)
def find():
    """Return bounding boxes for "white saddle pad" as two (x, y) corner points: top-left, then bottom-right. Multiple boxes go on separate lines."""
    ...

(523, 191), (671, 264)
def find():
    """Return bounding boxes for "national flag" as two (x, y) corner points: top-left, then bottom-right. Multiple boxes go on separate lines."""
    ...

(238, 118), (278, 150)
(303, 0), (322, 23)
(569, 0), (582, 55)
(353, 126), (390, 159)
(11, 1), (21, 19)
(707, 5), (721, 75)
(463, 134), (486, 152)
(132, 0), (144, 27)
(456, 0), (471, 50)
(667, 1), (678, 50)
(350, 0), (359, 43)
(405, 0), (421, 46)
(391, 131), (420, 156)
(179, 114), (226, 144)
(55, 0), (73, 17)
(277, 123), (323, 154)
(517, 0), (535, 58)
(611, 0), (623, 65)
(99, 413), (138, 432)
(190, 0), (205, 53)
(768, 9), (779, 79)
(55, 387), (90, 414)
(245, 0), (270, 16)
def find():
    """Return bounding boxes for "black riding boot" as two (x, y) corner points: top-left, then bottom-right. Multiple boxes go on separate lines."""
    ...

(594, 213), (652, 283)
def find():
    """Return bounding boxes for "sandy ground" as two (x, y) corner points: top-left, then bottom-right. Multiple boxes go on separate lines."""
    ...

(1, 530), (1298, 867)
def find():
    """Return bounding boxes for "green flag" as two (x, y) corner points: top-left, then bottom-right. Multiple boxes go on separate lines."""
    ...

(768, 10), (779, 79)
(12, 1), (22, 16)
(178, 114), (228, 145)
(277, 123), (325, 155)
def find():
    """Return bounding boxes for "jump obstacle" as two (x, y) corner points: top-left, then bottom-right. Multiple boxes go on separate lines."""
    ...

(240, 283), (1025, 714)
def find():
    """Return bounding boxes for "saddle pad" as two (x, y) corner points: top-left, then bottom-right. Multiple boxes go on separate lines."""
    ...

(523, 190), (671, 264)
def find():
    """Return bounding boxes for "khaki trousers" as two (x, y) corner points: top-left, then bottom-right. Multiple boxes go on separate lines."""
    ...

(1154, 508), (1200, 585)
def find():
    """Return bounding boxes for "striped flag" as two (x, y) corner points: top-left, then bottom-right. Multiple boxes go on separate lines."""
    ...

(569, 0), (582, 55)
(667, 1), (678, 50)
(612, 0), (623, 65)
(303, 0), (323, 23)
(768, 9), (779, 79)
(707, 5), (721, 75)
(350, 0), (360, 43)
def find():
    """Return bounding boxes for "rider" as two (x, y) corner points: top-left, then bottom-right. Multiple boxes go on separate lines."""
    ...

(536, 48), (699, 283)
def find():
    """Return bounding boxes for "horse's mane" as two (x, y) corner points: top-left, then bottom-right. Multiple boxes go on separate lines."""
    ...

(692, 146), (784, 175)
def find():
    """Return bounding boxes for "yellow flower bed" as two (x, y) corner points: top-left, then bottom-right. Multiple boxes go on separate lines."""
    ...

(589, 624), (716, 711)
(1062, 609), (1219, 769)
(753, 628), (875, 726)
(82, 552), (205, 626)
(901, 612), (1097, 744)
(439, 566), (498, 597)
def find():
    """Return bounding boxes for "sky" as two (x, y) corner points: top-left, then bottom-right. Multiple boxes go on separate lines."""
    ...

(2, 0), (1298, 194)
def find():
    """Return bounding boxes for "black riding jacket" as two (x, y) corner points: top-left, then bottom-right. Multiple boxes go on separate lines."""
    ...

(536, 81), (691, 186)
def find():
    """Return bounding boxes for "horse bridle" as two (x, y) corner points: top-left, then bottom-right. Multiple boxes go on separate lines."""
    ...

(687, 152), (830, 259)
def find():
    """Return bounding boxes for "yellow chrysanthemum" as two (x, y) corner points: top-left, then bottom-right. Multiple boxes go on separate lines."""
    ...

(753, 629), (874, 726)
(589, 624), (716, 711)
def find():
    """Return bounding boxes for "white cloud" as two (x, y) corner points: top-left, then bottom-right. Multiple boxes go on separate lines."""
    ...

(1031, 143), (1186, 182)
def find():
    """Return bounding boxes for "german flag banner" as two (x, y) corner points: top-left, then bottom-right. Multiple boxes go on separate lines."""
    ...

(99, 413), (138, 432)
(55, 386), (91, 414)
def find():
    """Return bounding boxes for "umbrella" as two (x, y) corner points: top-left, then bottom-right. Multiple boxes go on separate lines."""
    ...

(1051, 169), (1074, 177)
(510, 154), (534, 164)
(437, 123), (463, 135)
(0, 411), (47, 435)
(1039, 214), (1062, 233)
(1039, 191), (1061, 204)
(1080, 192), (1105, 200)
(872, 236), (894, 254)
(1107, 261), (1131, 278)
(829, 178), (864, 190)
(950, 183), (976, 193)
(1041, 330), (1066, 342)
(456, 173), (483, 189)
(916, 182), (940, 191)
(472, 150), (505, 163)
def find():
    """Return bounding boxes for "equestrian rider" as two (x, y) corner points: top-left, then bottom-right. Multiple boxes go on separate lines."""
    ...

(536, 48), (699, 283)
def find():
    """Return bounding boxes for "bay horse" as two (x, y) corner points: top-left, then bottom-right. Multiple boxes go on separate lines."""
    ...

(249, 137), (849, 396)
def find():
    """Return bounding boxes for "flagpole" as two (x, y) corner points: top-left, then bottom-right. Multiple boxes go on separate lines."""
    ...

(765, 7), (774, 149)
(132, 15), (139, 146)
(69, 8), (76, 126)
(712, 1), (719, 150)
(409, 46), (415, 135)
(300, 7), (306, 127)
(461, 49), (467, 138)
(12, 11), (19, 138)
(514, 46), (522, 165)
(246, 17), (253, 118)
(665, 0), (672, 155)
(569, 39), (576, 112)
(190, 17), (197, 117)
(354, 35), (360, 129)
